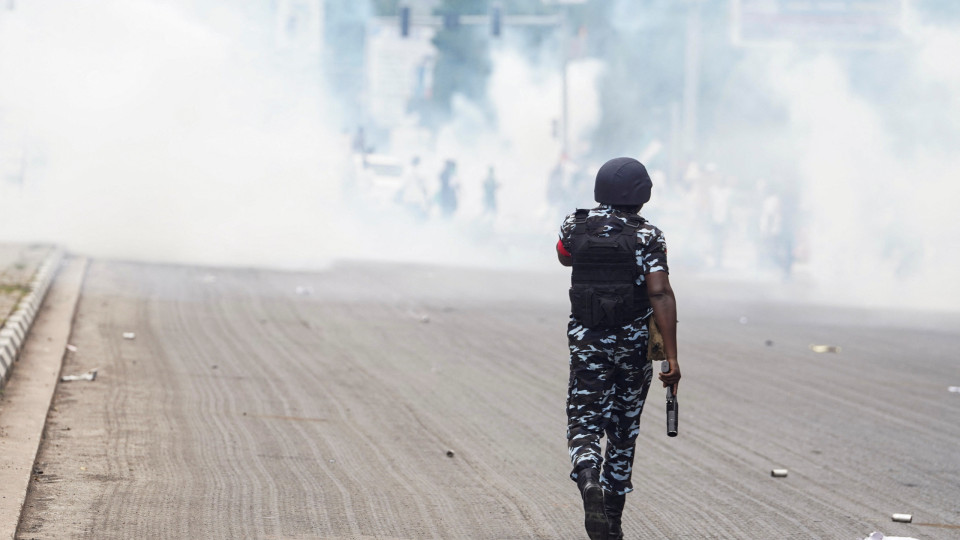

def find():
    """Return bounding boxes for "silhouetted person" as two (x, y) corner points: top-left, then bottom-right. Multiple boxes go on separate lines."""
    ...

(482, 166), (499, 215)
(436, 160), (459, 218)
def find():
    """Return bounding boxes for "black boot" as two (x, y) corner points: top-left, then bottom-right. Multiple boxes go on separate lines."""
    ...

(576, 468), (609, 540)
(603, 491), (625, 540)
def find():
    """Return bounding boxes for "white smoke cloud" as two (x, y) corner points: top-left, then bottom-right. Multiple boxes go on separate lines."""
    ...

(0, 0), (345, 269)
(757, 28), (960, 310)
(2, 1), (957, 312)
(363, 44), (606, 270)
(0, 2), (606, 272)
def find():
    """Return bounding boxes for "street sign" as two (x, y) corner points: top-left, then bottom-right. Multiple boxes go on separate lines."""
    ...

(733, 0), (907, 48)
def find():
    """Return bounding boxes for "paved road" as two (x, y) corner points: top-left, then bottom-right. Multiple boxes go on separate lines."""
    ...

(16, 260), (960, 539)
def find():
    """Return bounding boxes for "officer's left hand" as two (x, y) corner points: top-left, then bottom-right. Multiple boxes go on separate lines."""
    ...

(659, 359), (681, 395)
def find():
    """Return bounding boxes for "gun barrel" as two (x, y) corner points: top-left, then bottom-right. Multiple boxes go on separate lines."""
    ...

(661, 361), (678, 437)
(666, 396), (678, 437)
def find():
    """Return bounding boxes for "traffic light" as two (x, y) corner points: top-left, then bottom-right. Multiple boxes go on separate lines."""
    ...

(400, 5), (410, 37)
(491, 4), (501, 37)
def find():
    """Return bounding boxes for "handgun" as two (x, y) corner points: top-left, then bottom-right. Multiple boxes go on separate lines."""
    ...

(661, 361), (678, 437)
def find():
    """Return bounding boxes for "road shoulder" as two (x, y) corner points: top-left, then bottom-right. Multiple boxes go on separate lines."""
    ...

(0, 256), (86, 540)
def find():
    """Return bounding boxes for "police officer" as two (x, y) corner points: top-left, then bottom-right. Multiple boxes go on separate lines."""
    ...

(556, 157), (680, 540)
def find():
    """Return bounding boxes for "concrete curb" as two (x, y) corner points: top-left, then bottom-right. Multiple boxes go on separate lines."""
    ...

(0, 249), (64, 388)
(0, 255), (84, 540)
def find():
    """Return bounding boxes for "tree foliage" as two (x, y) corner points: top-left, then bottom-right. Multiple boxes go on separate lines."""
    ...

(418, 0), (563, 128)
(417, 0), (492, 127)
(370, 0), (400, 16)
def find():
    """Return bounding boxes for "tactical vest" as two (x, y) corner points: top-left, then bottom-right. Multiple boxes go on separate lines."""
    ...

(568, 209), (651, 329)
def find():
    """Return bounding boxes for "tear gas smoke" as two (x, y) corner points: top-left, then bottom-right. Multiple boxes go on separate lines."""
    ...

(0, 0), (344, 269)
(762, 49), (960, 311)
(694, 11), (960, 312)
(0, 1), (958, 312)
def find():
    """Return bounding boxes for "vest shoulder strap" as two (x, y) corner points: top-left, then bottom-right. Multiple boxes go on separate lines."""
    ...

(572, 209), (589, 235)
(623, 213), (644, 231)
(572, 209), (645, 239)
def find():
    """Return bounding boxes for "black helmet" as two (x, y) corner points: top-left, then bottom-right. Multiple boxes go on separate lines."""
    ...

(594, 157), (652, 206)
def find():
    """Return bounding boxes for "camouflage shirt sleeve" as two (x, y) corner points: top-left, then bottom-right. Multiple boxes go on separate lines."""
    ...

(637, 226), (668, 275)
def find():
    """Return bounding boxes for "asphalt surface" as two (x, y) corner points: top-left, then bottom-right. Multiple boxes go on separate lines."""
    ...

(15, 260), (960, 539)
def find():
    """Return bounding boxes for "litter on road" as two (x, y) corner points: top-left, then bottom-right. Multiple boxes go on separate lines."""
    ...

(891, 513), (913, 523)
(446, 450), (455, 458)
(65, 344), (78, 352)
(122, 332), (136, 340)
(295, 286), (314, 296)
(407, 310), (430, 323)
(60, 369), (98, 382)
(810, 344), (841, 353)
(948, 386), (960, 393)
(770, 469), (788, 478)
(864, 532), (919, 540)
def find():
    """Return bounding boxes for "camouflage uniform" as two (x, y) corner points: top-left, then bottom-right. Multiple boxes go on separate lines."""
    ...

(559, 204), (669, 496)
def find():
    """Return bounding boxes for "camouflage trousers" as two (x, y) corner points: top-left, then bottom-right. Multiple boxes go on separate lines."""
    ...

(567, 315), (654, 496)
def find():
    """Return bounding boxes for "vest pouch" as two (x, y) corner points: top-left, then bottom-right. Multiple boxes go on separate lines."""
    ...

(570, 283), (634, 329)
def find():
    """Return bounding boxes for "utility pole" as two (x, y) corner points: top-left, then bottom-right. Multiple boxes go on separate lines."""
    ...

(545, 0), (589, 158)
(560, 12), (570, 157)
(682, 0), (702, 159)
